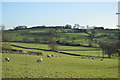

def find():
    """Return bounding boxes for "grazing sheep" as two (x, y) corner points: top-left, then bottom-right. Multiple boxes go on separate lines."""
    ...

(100, 59), (103, 61)
(29, 53), (32, 55)
(51, 55), (54, 57)
(47, 55), (52, 58)
(25, 54), (29, 55)
(5, 57), (9, 62)
(81, 57), (85, 59)
(91, 57), (94, 60)
(37, 58), (42, 62)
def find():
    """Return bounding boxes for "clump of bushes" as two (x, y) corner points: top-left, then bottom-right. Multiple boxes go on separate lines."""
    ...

(27, 51), (43, 56)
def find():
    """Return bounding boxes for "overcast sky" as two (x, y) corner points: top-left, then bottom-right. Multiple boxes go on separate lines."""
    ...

(1, 2), (119, 29)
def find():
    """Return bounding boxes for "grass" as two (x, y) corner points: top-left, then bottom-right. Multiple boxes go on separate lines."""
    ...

(10, 42), (49, 50)
(3, 28), (119, 78)
(7, 28), (118, 46)
(9, 42), (109, 57)
(29, 29), (47, 33)
(2, 42), (119, 78)
(10, 42), (98, 51)
(0, 53), (2, 79)
(62, 51), (103, 56)
(11, 46), (44, 53)
(2, 53), (118, 78)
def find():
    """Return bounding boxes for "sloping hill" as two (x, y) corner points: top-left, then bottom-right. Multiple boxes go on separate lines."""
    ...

(5, 28), (118, 47)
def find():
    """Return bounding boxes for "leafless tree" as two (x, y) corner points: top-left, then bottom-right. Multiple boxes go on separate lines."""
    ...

(97, 41), (120, 58)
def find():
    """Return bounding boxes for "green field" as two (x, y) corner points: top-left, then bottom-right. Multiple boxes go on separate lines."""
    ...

(2, 42), (119, 78)
(6, 28), (118, 46)
(2, 28), (119, 78)
(10, 42), (98, 51)
(10, 42), (104, 57)
(2, 53), (118, 78)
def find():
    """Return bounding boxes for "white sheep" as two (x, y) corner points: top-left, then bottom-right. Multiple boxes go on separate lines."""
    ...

(47, 55), (52, 58)
(5, 57), (10, 62)
(81, 57), (85, 59)
(37, 58), (42, 62)
(51, 55), (54, 57)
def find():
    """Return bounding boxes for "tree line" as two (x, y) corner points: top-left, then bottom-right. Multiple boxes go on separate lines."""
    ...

(12, 24), (108, 30)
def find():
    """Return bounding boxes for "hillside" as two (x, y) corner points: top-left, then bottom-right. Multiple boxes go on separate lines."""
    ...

(2, 27), (119, 78)
(4, 28), (119, 47)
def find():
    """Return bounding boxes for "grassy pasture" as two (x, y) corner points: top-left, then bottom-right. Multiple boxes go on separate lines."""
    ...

(9, 42), (110, 57)
(94, 29), (118, 35)
(29, 29), (48, 33)
(7, 29), (118, 46)
(2, 53), (118, 78)
(10, 43), (101, 57)
(62, 51), (103, 57)
(10, 42), (49, 50)
(2, 28), (119, 78)
(10, 42), (98, 51)
(11, 44), (107, 58)
(11, 46), (44, 53)
(2, 41), (119, 78)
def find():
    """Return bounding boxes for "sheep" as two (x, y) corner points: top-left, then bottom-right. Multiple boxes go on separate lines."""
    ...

(24, 54), (29, 55)
(81, 57), (85, 59)
(100, 59), (103, 61)
(5, 57), (10, 62)
(47, 55), (52, 58)
(51, 55), (54, 57)
(29, 53), (32, 55)
(91, 57), (94, 60)
(37, 58), (42, 62)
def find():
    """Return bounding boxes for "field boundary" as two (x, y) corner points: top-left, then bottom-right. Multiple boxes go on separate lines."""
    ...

(11, 44), (108, 58)
(9, 41), (99, 48)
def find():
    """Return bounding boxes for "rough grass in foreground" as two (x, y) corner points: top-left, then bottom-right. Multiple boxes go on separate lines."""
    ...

(2, 53), (118, 78)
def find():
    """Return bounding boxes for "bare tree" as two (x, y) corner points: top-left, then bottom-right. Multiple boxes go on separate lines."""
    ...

(47, 29), (59, 51)
(97, 41), (119, 58)
(48, 39), (58, 51)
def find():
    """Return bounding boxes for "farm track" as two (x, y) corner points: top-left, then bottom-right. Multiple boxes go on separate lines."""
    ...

(11, 44), (108, 58)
